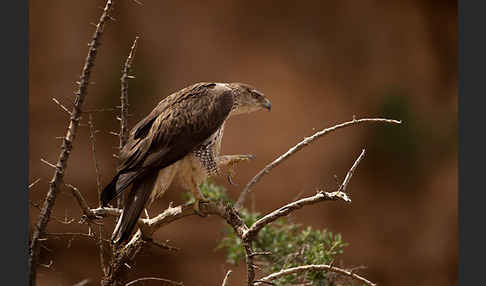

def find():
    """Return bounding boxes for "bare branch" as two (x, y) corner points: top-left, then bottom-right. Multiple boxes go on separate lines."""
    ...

(117, 36), (139, 209)
(87, 114), (103, 197)
(52, 97), (72, 115)
(29, 1), (114, 284)
(244, 191), (350, 241)
(87, 114), (108, 275)
(125, 277), (183, 286)
(244, 244), (256, 286)
(235, 117), (401, 210)
(119, 36), (138, 149)
(66, 184), (97, 220)
(338, 149), (365, 193)
(254, 264), (376, 286)
(72, 279), (91, 286)
(221, 270), (232, 286)
(40, 158), (57, 169)
(29, 178), (42, 190)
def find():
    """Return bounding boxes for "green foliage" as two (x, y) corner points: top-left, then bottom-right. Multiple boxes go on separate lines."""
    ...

(184, 181), (349, 285)
(218, 209), (348, 285)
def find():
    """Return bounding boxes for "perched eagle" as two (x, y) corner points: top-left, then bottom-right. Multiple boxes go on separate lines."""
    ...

(100, 82), (271, 245)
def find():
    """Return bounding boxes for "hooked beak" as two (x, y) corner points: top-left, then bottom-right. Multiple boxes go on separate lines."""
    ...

(262, 98), (271, 111)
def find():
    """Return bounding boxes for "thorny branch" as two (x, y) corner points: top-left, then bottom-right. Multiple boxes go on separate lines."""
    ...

(235, 117), (401, 210)
(119, 36), (138, 149)
(63, 146), (374, 285)
(88, 114), (108, 275)
(86, 148), (367, 285)
(28, 1), (114, 285)
(117, 36), (138, 208)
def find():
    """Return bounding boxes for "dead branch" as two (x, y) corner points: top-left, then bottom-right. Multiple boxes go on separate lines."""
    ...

(66, 184), (98, 220)
(221, 270), (232, 286)
(244, 190), (351, 242)
(29, 2), (114, 284)
(254, 264), (376, 286)
(338, 149), (365, 193)
(29, 178), (42, 190)
(117, 36), (138, 208)
(73, 279), (91, 286)
(52, 97), (72, 115)
(87, 114), (108, 275)
(235, 117), (401, 210)
(244, 148), (363, 241)
(125, 277), (183, 286)
(119, 36), (138, 148)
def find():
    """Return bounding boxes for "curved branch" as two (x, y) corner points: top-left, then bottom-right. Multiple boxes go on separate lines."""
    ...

(125, 277), (183, 286)
(254, 264), (376, 286)
(244, 191), (350, 241)
(221, 270), (232, 286)
(235, 117), (401, 210)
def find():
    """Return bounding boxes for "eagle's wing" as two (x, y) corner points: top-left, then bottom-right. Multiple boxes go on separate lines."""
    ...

(100, 83), (233, 206)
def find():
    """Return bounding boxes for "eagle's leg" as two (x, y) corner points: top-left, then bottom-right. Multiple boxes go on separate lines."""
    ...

(216, 154), (256, 184)
(216, 154), (256, 167)
(192, 186), (209, 218)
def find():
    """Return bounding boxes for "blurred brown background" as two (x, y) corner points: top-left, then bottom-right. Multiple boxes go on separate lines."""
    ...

(29, 0), (457, 285)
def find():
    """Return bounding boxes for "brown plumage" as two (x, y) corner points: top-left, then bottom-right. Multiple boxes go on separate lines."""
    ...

(101, 82), (271, 245)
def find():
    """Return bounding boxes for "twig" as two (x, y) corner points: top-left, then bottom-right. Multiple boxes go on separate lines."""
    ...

(66, 184), (97, 220)
(87, 114), (107, 275)
(244, 149), (364, 241)
(235, 117), (401, 210)
(254, 264), (376, 286)
(338, 149), (365, 193)
(146, 238), (180, 252)
(44, 232), (96, 240)
(73, 279), (91, 286)
(29, 1), (113, 284)
(119, 36), (138, 148)
(244, 191), (350, 241)
(40, 158), (56, 169)
(29, 178), (42, 190)
(117, 36), (138, 209)
(52, 98), (72, 115)
(221, 270), (232, 286)
(125, 277), (183, 286)
(87, 114), (103, 198)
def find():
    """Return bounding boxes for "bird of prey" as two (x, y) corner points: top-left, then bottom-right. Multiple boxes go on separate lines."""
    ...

(100, 82), (271, 245)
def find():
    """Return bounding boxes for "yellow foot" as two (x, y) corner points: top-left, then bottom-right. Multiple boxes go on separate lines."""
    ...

(193, 198), (209, 217)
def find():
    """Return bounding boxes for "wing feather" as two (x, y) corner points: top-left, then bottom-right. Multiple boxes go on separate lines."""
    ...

(100, 82), (232, 205)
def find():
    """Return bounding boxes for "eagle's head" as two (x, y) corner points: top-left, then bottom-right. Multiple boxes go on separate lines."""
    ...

(227, 82), (271, 115)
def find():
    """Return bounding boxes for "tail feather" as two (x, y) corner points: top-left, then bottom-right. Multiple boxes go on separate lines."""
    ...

(100, 174), (119, 207)
(100, 171), (139, 207)
(111, 172), (157, 245)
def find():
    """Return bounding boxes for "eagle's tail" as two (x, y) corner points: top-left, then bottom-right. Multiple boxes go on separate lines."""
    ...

(112, 172), (157, 245)
(100, 171), (140, 207)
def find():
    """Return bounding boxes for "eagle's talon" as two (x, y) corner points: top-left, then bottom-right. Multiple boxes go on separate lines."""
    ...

(227, 173), (239, 186)
(194, 199), (209, 217)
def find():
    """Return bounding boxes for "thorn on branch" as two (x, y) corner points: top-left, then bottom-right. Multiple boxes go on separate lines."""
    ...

(40, 158), (57, 169)
(40, 260), (53, 268)
(28, 178), (42, 190)
(52, 98), (72, 115)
